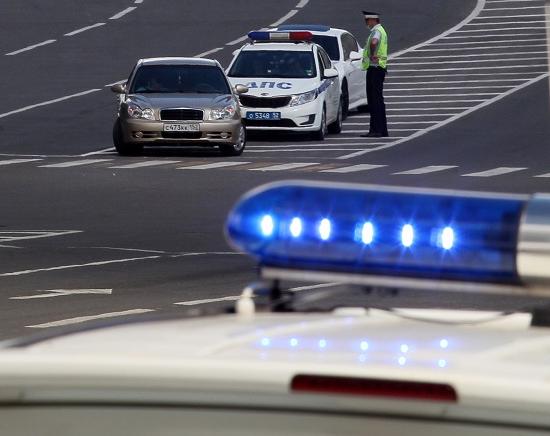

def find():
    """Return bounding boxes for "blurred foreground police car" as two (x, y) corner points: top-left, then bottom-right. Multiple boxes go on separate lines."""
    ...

(2, 182), (550, 435)
(111, 57), (247, 156)
(227, 31), (343, 140)
(272, 25), (368, 116)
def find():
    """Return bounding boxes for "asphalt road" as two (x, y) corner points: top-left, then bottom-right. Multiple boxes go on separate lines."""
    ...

(1, 0), (549, 340)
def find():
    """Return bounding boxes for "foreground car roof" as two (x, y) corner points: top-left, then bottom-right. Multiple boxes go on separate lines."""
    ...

(139, 57), (219, 66)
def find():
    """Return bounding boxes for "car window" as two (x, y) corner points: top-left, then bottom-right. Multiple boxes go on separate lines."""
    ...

(228, 50), (316, 79)
(318, 47), (332, 71)
(129, 64), (231, 94)
(310, 35), (341, 61)
(341, 33), (360, 60)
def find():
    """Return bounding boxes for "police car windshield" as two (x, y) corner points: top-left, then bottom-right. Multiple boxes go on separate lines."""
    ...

(311, 35), (340, 61)
(228, 51), (316, 79)
(130, 65), (231, 94)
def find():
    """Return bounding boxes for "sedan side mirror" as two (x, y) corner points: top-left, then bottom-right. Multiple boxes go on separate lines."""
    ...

(323, 68), (338, 79)
(111, 83), (126, 94)
(234, 84), (249, 94)
(349, 51), (362, 62)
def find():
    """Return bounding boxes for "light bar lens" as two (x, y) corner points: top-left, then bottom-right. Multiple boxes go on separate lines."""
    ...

(248, 31), (313, 42)
(226, 182), (526, 283)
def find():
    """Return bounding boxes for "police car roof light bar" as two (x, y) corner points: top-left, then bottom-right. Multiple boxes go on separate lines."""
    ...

(226, 181), (550, 296)
(247, 31), (313, 42)
(277, 24), (331, 32)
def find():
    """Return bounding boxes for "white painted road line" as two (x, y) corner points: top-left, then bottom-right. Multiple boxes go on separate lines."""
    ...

(249, 162), (319, 171)
(0, 255), (161, 277)
(10, 289), (112, 300)
(226, 35), (248, 46)
(0, 89), (101, 119)
(462, 167), (527, 177)
(0, 230), (82, 243)
(81, 147), (116, 157)
(174, 296), (240, 306)
(64, 22), (106, 36)
(535, 173), (550, 178)
(27, 309), (154, 328)
(5, 39), (56, 56)
(295, 0), (310, 8)
(0, 158), (42, 166)
(178, 161), (250, 170)
(109, 7), (137, 20)
(110, 160), (180, 169)
(196, 47), (223, 58)
(270, 9), (299, 27)
(39, 159), (112, 168)
(321, 164), (386, 173)
(393, 165), (458, 175)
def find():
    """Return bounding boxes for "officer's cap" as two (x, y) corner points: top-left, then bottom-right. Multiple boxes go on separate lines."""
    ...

(362, 11), (380, 19)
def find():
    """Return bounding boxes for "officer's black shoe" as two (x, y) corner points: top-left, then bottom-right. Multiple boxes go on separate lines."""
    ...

(365, 132), (382, 138)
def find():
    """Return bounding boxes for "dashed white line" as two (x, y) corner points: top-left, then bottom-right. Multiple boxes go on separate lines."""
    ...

(178, 161), (250, 170)
(0, 158), (42, 166)
(81, 147), (116, 157)
(534, 172), (550, 178)
(226, 35), (249, 46)
(109, 7), (137, 20)
(270, 9), (299, 27)
(5, 39), (56, 56)
(0, 89), (101, 119)
(295, 0), (310, 8)
(64, 22), (106, 37)
(462, 167), (527, 177)
(393, 165), (458, 175)
(109, 160), (180, 169)
(27, 309), (154, 328)
(10, 289), (112, 300)
(196, 47), (223, 58)
(249, 162), (319, 171)
(174, 296), (240, 306)
(321, 164), (386, 173)
(39, 159), (112, 168)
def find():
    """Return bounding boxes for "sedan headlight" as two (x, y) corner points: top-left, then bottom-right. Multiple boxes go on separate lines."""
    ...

(289, 89), (318, 107)
(210, 104), (237, 120)
(127, 103), (154, 120)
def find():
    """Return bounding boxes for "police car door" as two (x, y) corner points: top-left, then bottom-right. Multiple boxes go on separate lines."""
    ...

(342, 33), (366, 106)
(317, 48), (339, 122)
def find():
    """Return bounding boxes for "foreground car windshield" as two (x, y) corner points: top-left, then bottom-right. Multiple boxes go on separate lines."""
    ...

(311, 35), (340, 60)
(130, 65), (231, 94)
(228, 51), (316, 79)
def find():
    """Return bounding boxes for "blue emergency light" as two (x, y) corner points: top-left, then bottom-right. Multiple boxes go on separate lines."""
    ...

(226, 181), (550, 286)
(248, 31), (313, 42)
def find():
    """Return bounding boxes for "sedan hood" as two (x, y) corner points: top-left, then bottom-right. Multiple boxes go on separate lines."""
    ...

(128, 93), (236, 110)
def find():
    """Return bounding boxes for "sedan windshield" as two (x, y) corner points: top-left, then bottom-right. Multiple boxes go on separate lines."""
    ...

(228, 51), (316, 79)
(311, 35), (340, 61)
(130, 65), (231, 94)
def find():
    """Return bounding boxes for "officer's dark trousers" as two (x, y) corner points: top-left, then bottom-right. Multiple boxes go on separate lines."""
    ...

(366, 66), (388, 136)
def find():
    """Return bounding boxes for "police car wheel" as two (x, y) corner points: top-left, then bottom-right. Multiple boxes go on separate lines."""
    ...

(311, 107), (327, 141)
(328, 98), (343, 134)
(220, 125), (246, 156)
(341, 83), (349, 119)
(113, 119), (143, 156)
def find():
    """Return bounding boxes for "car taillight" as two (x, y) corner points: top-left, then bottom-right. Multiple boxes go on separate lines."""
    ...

(290, 375), (458, 402)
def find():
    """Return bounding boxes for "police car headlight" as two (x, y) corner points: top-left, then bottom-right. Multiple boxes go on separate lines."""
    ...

(289, 89), (318, 107)
(210, 104), (237, 120)
(127, 103), (154, 120)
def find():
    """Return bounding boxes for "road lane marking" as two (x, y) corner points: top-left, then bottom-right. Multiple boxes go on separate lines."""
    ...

(109, 7), (137, 20)
(270, 9), (299, 27)
(249, 162), (319, 171)
(226, 35), (249, 46)
(5, 39), (56, 56)
(174, 296), (240, 306)
(338, 72), (549, 159)
(135, 0), (144, 3)
(534, 173), (550, 178)
(321, 164), (386, 173)
(393, 165), (458, 175)
(388, 64), (548, 72)
(64, 22), (106, 36)
(0, 89), (101, 119)
(10, 289), (112, 300)
(431, 38), (547, 45)
(196, 47), (223, 58)
(177, 161), (250, 170)
(398, 51), (548, 59)
(462, 167), (527, 177)
(109, 160), (180, 169)
(0, 255), (161, 277)
(455, 26), (548, 32)
(26, 309), (154, 328)
(81, 147), (116, 157)
(0, 230), (81, 242)
(39, 159), (112, 168)
(295, 0), (310, 8)
(415, 44), (548, 51)
(394, 56), (547, 65)
(0, 158), (42, 166)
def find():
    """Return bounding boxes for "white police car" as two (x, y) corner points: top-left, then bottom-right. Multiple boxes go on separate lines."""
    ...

(274, 25), (367, 116)
(227, 31), (343, 140)
(2, 182), (550, 435)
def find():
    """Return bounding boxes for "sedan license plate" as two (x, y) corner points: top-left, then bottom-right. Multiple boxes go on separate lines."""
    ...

(163, 123), (200, 132)
(246, 112), (281, 121)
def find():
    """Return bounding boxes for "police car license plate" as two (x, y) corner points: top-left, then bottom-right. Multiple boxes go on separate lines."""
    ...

(246, 112), (281, 121)
(163, 123), (200, 132)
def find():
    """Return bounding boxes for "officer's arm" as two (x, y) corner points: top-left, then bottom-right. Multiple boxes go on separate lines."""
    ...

(370, 37), (379, 60)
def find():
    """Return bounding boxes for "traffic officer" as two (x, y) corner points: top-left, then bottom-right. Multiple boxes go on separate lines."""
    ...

(360, 11), (389, 138)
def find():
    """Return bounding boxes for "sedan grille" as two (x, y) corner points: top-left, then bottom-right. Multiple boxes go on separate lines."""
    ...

(160, 109), (204, 121)
(239, 95), (291, 108)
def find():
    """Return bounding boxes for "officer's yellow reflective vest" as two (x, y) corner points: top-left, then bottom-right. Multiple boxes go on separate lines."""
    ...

(362, 24), (388, 70)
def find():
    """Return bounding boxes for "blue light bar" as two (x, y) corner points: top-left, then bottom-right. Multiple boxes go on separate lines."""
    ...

(226, 181), (534, 284)
(247, 31), (313, 42)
